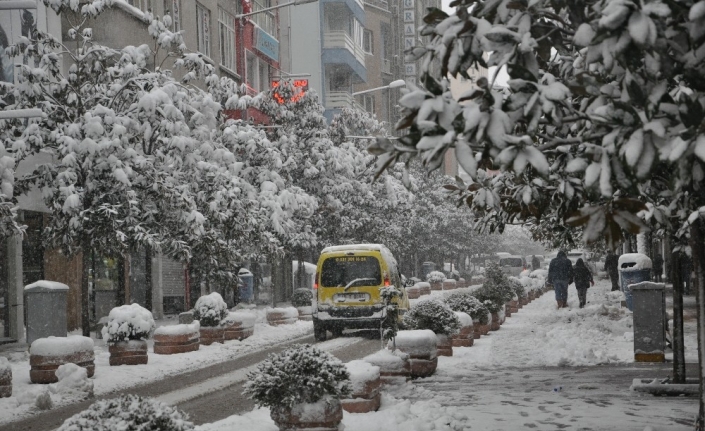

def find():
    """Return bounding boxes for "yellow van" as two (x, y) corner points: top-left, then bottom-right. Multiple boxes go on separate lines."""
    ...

(313, 244), (409, 341)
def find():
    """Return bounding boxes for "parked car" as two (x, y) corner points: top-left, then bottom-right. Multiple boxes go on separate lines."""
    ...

(499, 255), (526, 277)
(312, 244), (409, 341)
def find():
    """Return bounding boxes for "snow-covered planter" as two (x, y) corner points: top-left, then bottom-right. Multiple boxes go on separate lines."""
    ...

(416, 281), (431, 296)
(406, 284), (421, 299)
(341, 360), (381, 413)
(403, 299), (460, 357)
(478, 310), (492, 336)
(442, 279), (457, 290)
(392, 330), (438, 378)
(102, 304), (155, 366)
(457, 277), (467, 288)
(0, 357), (11, 397)
(490, 306), (506, 331)
(426, 271), (446, 290)
(193, 292), (229, 327)
(29, 336), (95, 384)
(222, 311), (256, 341)
(443, 293), (489, 339)
(199, 326), (225, 346)
(451, 312), (474, 348)
(266, 307), (299, 326)
(363, 349), (410, 384)
(56, 394), (194, 431)
(244, 344), (350, 431)
(154, 321), (200, 355)
(296, 306), (313, 321)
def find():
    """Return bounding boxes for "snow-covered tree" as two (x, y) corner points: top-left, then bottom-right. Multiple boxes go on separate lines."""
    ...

(370, 0), (705, 426)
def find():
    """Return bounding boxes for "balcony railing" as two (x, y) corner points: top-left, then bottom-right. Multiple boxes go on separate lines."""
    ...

(323, 31), (365, 66)
(251, 0), (277, 38)
(325, 91), (363, 110)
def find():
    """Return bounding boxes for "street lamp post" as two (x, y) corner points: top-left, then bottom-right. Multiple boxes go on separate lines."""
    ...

(351, 79), (406, 96)
(235, 0), (318, 19)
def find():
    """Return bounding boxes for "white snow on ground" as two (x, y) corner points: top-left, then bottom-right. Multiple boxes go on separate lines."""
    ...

(198, 280), (699, 431)
(0, 308), (314, 425)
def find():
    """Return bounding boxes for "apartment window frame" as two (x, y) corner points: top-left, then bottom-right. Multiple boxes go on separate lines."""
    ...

(363, 29), (373, 54)
(129, 0), (152, 13)
(246, 51), (271, 94)
(218, 8), (237, 73)
(363, 94), (375, 114)
(196, 3), (211, 57)
(163, 0), (181, 31)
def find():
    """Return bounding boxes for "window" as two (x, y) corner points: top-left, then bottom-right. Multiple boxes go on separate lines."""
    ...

(259, 60), (269, 93)
(363, 29), (373, 54)
(163, 0), (180, 31)
(353, 19), (364, 49)
(321, 257), (381, 288)
(129, 0), (152, 12)
(363, 95), (375, 114)
(246, 52), (270, 93)
(218, 8), (236, 72)
(196, 3), (211, 57)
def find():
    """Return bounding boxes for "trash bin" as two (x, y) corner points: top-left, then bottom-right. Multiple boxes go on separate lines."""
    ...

(25, 280), (70, 346)
(618, 253), (652, 311)
(630, 281), (666, 362)
(238, 268), (254, 304)
(421, 262), (435, 280)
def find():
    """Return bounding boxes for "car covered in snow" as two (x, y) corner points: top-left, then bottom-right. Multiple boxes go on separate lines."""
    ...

(498, 255), (526, 277)
(312, 244), (409, 341)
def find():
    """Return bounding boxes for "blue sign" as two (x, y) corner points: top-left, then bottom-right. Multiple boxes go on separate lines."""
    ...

(255, 27), (279, 62)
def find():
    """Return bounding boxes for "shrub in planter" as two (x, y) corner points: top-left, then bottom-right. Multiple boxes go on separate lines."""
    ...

(101, 304), (154, 366)
(426, 271), (446, 290)
(0, 357), (11, 397)
(245, 344), (350, 431)
(444, 293), (490, 325)
(30, 336), (95, 383)
(292, 289), (314, 321)
(193, 292), (228, 345)
(57, 394), (193, 431)
(153, 321), (200, 355)
(403, 299), (460, 357)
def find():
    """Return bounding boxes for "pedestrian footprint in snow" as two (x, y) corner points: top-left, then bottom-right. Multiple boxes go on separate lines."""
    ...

(547, 250), (573, 309)
(573, 258), (594, 309)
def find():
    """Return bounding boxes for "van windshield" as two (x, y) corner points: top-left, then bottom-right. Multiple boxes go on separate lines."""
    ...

(500, 258), (524, 267)
(321, 256), (381, 288)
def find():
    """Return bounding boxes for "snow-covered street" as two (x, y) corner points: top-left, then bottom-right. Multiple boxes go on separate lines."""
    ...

(197, 280), (699, 431)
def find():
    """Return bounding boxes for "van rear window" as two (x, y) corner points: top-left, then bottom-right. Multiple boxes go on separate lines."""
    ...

(321, 256), (381, 288)
(500, 258), (524, 267)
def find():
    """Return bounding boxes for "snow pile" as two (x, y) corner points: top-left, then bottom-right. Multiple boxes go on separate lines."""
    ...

(345, 360), (380, 394)
(267, 307), (299, 319)
(101, 304), (156, 342)
(531, 269), (548, 279)
(0, 357), (9, 378)
(193, 293), (229, 327)
(454, 312), (473, 327)
(426, 271), (446, 283)
(50, 363), (94, 398)
(618, 253), (652, 270)
(15, 388), (53, 410)
(392, 330), (437, 358)
(23, 280), (69, 291)
(154, 321), (200, 336)
(30, 336), (94, 356)
(363, 349), (409, 371)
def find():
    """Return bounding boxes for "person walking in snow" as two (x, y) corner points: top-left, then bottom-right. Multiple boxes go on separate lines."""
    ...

(604, 251), (620, 291)
(547, 250), (573, 309)
(531, 255), (541, 271)
(573, 258), (594, 308)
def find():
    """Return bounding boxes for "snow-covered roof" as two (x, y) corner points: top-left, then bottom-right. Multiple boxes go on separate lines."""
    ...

(24, 280), (69, 291)
(320, 244), (388, 253)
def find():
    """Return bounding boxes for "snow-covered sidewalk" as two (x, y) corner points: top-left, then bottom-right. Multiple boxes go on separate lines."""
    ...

(198, 281), (699, 431)
(0, 308), (313, 425)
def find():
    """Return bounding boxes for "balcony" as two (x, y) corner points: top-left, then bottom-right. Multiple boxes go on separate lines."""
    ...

(383, 59), (392, 74)
(324, 31), (365, 65)
(325, 91), (363, 110)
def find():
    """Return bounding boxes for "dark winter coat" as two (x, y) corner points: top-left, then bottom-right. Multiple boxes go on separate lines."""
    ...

(653, 254), (664, 272)
(548, 251), (574, 284)
(531, 256), (541, 270)
(574, 260), (593, 289)
(604, 253), (619, 277)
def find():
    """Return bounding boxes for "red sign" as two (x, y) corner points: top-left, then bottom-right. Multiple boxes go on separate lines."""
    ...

(271, 79), (309, 104)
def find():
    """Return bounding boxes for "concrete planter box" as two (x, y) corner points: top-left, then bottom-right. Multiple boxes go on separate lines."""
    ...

(528, 291), (536, 301)
(363, 349), (411, 384)
(392, 330), (438, 378)
(476, 323), (491, 336)
(154, 323), (200, 355)
(407, 286), (421, 299)
(199, 326), (225, 346)
(504, 302), (512, 318)
(223, 311), (256, 340)
(267, 307), (298, 326)
(109, 340), (148, 366)
(297, 306), (313, 322)
(442, 280), (457, 290)
(271, 398), (343, 431)
(457, 278), (467, 288)
(430, 281), (443, 291)
(416, 282), (431, 296)
(436, 334), (453, 356)
(490, 313), (501, 331)
(342, 361), (382, 413)
(451, 326), (474, 347)
(29, 336), (95, 383)
(520, 296), (529, 307)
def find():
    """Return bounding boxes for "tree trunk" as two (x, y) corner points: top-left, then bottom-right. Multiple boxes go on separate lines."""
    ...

(117, 254), (126, 307)
(81, 239), (91, 337)
(145, 245), (153, 312)
(689, 219), (705, 430)
(297, 250), (305, 290)
(672, 250), (686, 384)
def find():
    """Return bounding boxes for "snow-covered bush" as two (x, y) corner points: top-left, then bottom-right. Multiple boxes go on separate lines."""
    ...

(444, 292), (490, 325)
(101, 304), (155, 343)
(426, 271), (446, 283)
(193, 292), (228, 327)
(474, 263), (514, 311)
(403, 299), (460, 336)
(291, 288), (313, 307)
(244, 344), (351, 409)
(509, 278), (526, 299)
(57, 394), (193, 431)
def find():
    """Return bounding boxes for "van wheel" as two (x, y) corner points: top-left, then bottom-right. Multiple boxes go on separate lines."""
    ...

(313, 321), (327, 342)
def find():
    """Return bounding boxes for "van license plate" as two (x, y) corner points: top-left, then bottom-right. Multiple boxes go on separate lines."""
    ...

(334, 293), (369, 303)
